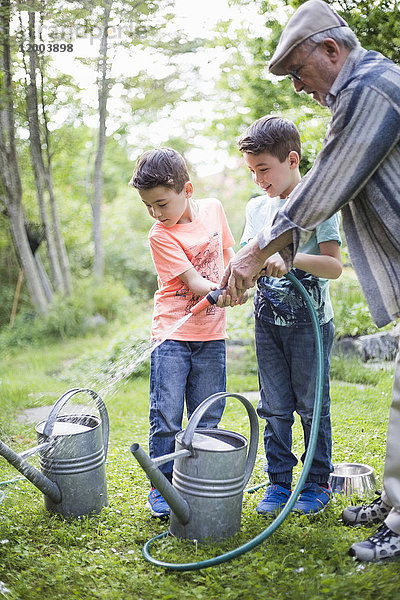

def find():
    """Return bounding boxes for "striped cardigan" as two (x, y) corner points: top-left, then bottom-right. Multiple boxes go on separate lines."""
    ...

(257, 47), (400, 327)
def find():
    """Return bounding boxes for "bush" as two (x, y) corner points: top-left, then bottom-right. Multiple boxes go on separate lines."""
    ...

(102, 197), (157, 300)
(330, 268), (384, 339)
(0, 277), (133, 351)
(79, 277), (133, 322)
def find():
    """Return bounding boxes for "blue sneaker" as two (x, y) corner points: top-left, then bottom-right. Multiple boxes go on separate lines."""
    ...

(292, 482), (331, 515)
(146, 487), (170, 518)
(256, 484), (291, 516)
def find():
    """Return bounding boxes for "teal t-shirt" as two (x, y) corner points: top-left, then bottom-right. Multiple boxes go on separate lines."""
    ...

(240, 194), (341, 326)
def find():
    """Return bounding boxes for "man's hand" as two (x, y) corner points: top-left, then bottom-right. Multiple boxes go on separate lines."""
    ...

(220, 230), (293, 301)
(220, 238), (268, 301)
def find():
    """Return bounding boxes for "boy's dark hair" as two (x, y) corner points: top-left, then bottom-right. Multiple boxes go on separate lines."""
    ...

(237, 116), (301, 162)
(129, 147), (190, 193)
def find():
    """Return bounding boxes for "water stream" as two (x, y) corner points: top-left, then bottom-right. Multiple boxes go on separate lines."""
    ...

(0, 311), (197, 500)
(90, 312), (193, 399)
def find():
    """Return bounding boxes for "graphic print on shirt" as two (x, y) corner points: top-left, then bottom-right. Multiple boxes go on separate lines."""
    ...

(176, 232), (221, 314)
(256, 269), (325, 326)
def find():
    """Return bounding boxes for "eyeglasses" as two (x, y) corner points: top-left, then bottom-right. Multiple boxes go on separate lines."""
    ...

(288, 44), (320, 82)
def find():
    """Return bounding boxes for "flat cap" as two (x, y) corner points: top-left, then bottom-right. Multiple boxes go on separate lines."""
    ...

(269, 0), (348, 75)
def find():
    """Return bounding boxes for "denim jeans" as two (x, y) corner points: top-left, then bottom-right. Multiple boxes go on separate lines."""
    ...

(255, 317), (334, 486)
(149, 339), (226, 477)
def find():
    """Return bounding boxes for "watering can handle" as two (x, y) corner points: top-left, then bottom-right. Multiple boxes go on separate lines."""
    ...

(42, 388), (109, 459)
(180, 392), (259, 488)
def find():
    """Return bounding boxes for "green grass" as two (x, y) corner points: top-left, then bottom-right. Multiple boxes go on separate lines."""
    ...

(330, 354), (390, 386)
(0, 319), (398, 600)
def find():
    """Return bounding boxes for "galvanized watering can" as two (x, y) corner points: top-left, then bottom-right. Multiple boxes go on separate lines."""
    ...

(0, 388), (109, 518)
(131, 392), (259, 542)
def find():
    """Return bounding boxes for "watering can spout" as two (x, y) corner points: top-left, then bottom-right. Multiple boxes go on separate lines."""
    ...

(130, 443), (190, 525)
(0, 439), (61, 504)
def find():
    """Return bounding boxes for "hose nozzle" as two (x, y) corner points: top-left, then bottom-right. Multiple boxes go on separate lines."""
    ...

(190, 287), (226, 316)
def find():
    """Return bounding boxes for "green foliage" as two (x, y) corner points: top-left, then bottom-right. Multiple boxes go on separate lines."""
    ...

(334, 301), (378, 339)
(208, 0), (330, 185)
(80, 276), (133, 321)
(102, 332), (152, 380)
(58, 327), (153, 389)
(215, 0), (400, 181)
(0, 0), (209, 324)
(16, 307), (154, 397)
(102, 194), (157, 298)
(0, 277), (132, 351)
(0, 220), (28, 328)
(330, 270), (386, 339)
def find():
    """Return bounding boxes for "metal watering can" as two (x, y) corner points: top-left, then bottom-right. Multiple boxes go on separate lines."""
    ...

(0, 388), (109, 518)
(131, 392), (259, 542)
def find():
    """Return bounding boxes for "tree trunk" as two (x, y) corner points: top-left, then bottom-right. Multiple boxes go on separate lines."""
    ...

(0, 0), (48, 314)
(26, 11), (62, 294)
(92, 0), (112, 279)
(7, 203), (49, 314)
(38, 52), (72, 295)
(45, 168), (72, 294)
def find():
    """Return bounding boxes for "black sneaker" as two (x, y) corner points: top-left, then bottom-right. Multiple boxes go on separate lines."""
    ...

(342, 493), (391, 526)
(349, 524), (400, 562)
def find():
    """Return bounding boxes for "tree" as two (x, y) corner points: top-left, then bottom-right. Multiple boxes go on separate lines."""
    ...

(20, 8), (72, 296)
(207, 0), (328, 174)
(36, 49), (73, 296)
(61, 0), (199, 279)
(0, 0), (48, 314)
(92, 0), (112, 279)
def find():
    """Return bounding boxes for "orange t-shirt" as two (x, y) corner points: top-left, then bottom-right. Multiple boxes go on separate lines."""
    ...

(149, 198), (235, 341)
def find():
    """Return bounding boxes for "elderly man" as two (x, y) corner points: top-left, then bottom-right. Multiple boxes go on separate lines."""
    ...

(222, 0), (400, 562)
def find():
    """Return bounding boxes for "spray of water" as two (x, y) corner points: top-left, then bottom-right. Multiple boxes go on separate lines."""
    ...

(0, 312), (194, 487)
(0, 580), (11, 596)
(41, 314), (193, 465)
(88, 312), (193, 400)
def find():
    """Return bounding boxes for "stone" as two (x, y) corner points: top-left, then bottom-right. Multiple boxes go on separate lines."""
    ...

(358, 332), (398, 362)
(333, 331), (398, 362)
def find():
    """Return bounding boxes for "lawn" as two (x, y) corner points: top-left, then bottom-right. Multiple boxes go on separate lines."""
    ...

(0, 308), (398, 600)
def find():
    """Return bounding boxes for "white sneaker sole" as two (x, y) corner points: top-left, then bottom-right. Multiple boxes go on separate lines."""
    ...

(145, 500), (170, 518)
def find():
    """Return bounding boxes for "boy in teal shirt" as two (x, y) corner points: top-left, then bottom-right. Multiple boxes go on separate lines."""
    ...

(239, 115), (342, 515)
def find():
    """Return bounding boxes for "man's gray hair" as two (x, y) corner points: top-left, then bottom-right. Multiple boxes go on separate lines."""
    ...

(308, 27), (360, 50)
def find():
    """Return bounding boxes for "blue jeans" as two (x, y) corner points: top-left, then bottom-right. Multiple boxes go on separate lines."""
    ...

(149, 339), (226, 478)
(255, 317), (334, 486)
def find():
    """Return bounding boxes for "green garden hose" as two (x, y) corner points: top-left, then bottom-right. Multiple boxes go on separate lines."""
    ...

(142, 270), (324, 570)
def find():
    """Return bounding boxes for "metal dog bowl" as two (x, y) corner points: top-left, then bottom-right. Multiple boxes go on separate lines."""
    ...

(329, 463), (377, 497)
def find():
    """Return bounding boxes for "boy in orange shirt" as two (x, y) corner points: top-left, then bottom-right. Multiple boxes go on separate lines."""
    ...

(129, 147), (244, 517)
